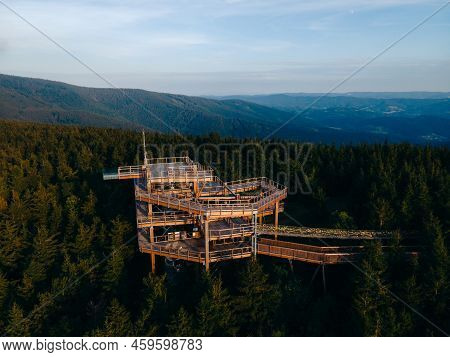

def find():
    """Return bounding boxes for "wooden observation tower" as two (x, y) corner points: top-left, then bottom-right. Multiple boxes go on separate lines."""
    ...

(104, 134), (286, 272)
(103, 134), (417, 273)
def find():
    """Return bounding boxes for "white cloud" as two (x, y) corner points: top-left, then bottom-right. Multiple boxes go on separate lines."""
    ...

(190, 0), (438, 17)
(0, 0), (447, 93)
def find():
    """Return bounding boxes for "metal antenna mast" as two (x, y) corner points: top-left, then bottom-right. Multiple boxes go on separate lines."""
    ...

(142, 129), (148, 166)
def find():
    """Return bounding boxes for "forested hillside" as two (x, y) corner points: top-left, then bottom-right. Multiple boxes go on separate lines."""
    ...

(3, 74), (449, 143)
(0, 74), (294, 138)
(216, 93), (450, 143)
(0, 120), (448, 336)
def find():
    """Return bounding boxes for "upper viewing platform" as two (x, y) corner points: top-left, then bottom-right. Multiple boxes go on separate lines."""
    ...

(103, 156), (215, 183)
(103, 156), (288, 219)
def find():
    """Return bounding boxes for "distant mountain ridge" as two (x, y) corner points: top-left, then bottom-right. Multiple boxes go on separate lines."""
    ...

(0, 74), (449, 143)
(213, 93), (450, 112)
(211, 92), (450, 143)
(0, 74), (294, 137)
(213, 92), (450, 99)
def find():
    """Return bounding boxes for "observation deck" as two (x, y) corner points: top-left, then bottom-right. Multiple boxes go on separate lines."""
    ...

(104, 154), (415, 272)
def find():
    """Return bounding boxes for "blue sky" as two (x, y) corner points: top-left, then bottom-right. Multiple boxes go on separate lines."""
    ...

(0, 0), (449, 94)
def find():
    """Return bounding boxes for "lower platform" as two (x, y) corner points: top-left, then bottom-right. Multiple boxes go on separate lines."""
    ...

(137, 224), (418, 268)
(139, 235), (253, 263)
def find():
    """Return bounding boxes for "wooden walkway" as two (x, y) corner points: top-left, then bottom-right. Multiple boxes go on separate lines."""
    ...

(134, 178), (287, 219)
(138, 234), (417, 265)
(257, 238), (363, 264)
(258, 224), (392, 240)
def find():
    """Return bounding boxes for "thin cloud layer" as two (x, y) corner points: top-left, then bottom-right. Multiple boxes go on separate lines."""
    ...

(0, 0), (448, 94)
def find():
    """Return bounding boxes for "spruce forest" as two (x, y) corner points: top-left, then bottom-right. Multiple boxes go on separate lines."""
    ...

(0, 120), (448, 337)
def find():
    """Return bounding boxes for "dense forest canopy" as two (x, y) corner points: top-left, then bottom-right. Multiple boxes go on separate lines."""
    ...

(0, 120), (448, 336)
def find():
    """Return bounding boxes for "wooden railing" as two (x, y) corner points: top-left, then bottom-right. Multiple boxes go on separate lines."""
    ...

(209, 246), (252, 261)
(135, 190), (205, 213)
(118, 165), (143, 179)
(147, 156), (192, 164)
(117, 159), (214, 182)
(209, 224), (254, 239)
(258, 238), (364, 253)
(135, 182), (287, 216)
(144, 241), (252, 262)
(149, 168), (215, 183)
(137, 211), (194, 226)
(198, 177), (286, 196)
(147, 243), (203, 262)
(153, 232), (199, 243)
(226, 177), (285, 191)
(256, 238), (419, 264)
(257, 239), (363, 264)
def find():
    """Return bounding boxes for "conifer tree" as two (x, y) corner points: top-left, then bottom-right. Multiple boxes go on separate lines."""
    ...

(370, 198), (394, 229)
(28, 292), (57, 336)
(331, 210), (356, 229)
(64, 195), (80, 240)
(0, 272), (9, 329)
(420, 213), (449, 334)
(167, 307), (195, 336)
(97, 299), (133, 337)
(0, 220), (25, 271)
(103, 218), (132, 293)
(135, 274), (167, 336)
(196, 276), (236, 336)
(353, 242), (397, 336)
(73, 222), (95, 256)
(81, 190), (97, 218)
(234, 259), (281, 336)
(25, 226), (59, 285)
(7, 303), (30, 336)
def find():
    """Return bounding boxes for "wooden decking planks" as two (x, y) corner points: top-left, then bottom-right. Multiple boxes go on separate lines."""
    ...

(257, 238), (362, 264)
(258, 224), (392, 240)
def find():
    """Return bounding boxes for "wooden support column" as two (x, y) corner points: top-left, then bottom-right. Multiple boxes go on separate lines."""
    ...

(148, 203), (156, 273)
(146, 166), (152, 192)
(193, 181), (199, 198)
(258, 214), (263, 225)
(322, 264), (327, 294)
(204, 219), (210, 272)
(150, 226), (156, 273)
(252, 211), (258, 258)
(274, 201), (279, 240)
(147, 203), (152, 217)
(193, 164), (199, 197)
